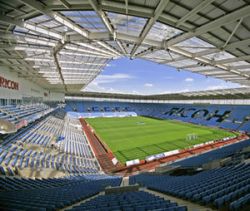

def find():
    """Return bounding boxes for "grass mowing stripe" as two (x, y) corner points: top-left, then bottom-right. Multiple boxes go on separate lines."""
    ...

(85, 116), (235, 163)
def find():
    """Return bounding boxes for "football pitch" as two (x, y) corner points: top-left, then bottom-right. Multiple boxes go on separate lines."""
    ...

(85, 116), (235, 163)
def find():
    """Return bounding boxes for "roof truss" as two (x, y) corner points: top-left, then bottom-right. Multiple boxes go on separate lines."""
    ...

(0, 0), (249, 95)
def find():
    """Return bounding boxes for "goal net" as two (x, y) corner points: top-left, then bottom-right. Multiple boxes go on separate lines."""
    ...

(186, 133), (198, 141)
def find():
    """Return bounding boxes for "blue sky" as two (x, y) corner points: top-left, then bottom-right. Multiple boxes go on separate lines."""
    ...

(84, 58), (242, 95)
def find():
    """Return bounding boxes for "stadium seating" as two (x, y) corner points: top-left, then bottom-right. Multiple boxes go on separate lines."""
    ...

(230, 193), (250, 211)
(68, 190), (187, 211)
(0, 109), (100, 176)
(0, 103), (55, 128)
(129, 163), (250, 210)
(65, 101), (250, 132)
(67, 111), (137, 118)
(0, 173), (188, 210)
(0, 175), (122, 210)
(170, 139), (250, 167)
(0, 174), (121, 191)
(0, 101), (249, 210)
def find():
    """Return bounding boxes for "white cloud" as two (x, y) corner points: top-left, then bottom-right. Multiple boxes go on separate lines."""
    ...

(84, 82), (123, 93)
(177, 88), (190, 93)
(132, 90), (141, 95)
(95, 73), (133, 84)
(83, 73), (134, 93)
(184, 77), (194, 82)
(206, 82), (242, 90)
(162, 90), (171, 94)
(206, 85), (226, 90)
(144, 83), (154, 87)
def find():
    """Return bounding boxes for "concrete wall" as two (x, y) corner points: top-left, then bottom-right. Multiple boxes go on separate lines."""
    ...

(0, 65), (64, 102)
(46, 91), (65, 102)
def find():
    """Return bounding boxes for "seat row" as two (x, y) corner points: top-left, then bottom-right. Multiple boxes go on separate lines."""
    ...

(0, 145), (99, 175)
(170, 139), (250, 167)
(0, 110), (100, 176)
(68, 191), (187, 211)
(0, 103), (54, 128)
(0, 176), (122, 210)
(129, 163), (250, 210)
(58, 116), (94, 158)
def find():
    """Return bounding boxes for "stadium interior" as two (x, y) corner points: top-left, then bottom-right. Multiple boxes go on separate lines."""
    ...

(0, 0), (250, 210)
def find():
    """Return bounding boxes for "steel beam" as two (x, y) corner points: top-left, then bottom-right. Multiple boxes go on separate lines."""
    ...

(130, 0), (170, 57)
(0, 14), (63, 40)
(176, 0), (216, 27)
(88, 0), (125, 55)
(19, 0), (120, 56)
(166, 5), (250, 47)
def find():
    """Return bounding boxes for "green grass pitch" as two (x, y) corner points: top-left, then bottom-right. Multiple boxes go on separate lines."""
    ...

(85, 116), (235, 163)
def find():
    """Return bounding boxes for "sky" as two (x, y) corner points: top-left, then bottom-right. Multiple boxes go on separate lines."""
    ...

(83, 57), (242, 95)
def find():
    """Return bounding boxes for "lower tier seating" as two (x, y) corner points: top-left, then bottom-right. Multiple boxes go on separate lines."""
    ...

(129, 163), (250, 210)
(0, 174), (189, 211)
(0, 175), (121, 210)
(170, 139), (250, 167)
(0, 111), (100, 176)
(68, 190), (187, 211)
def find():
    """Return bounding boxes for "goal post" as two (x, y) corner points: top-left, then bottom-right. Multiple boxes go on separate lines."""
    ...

(186, 133), (198, 141)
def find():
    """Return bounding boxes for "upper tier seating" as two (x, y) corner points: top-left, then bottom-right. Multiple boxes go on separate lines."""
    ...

(129, 163), (250, 210)
(68, 190), (187, 211)
(0, 103), (55, 128)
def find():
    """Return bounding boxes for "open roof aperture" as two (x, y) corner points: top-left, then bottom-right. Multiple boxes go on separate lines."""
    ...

(0, 0), (249, 96)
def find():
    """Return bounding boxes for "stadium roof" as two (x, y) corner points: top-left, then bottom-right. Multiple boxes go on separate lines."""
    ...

(66, 87), (250, 101)
(0, 0), (250, 95)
